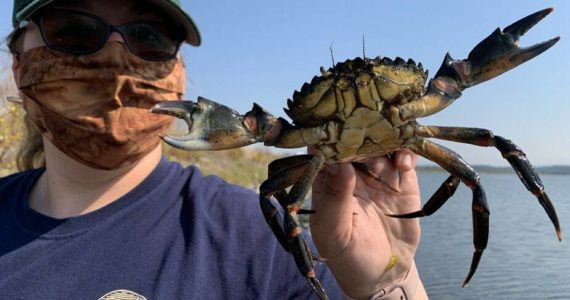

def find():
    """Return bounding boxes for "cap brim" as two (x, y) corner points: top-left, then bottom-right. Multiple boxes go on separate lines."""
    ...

(14, 0), (201, 46)
(146, 0), (201, 46)
(13, 0), (56, 26)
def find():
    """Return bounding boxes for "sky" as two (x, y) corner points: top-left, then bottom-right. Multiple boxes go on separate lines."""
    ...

(1, 0), (569, 166)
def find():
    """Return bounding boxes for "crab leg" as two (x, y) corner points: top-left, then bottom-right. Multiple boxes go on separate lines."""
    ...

(415, 125), (563, 241)
(151, 97), (331, 150)
(394, 8), (559, 122)
(352, 162), (401, 193)
(259, 152), (329, 300)
(407, 138), (489, 287)
(388, 175), (460, 218)
(260, 155), (313, 250)
(149, 97), (280, 150)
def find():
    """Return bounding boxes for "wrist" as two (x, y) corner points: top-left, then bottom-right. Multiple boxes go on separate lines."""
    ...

(343, 261), (421, 300)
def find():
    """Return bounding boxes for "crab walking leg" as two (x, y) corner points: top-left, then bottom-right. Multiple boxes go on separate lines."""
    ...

(260, 154), (319, 248)
(260, 155), (314, 251)
(408, 138), (489, 287)
(259, 152), (329, 300)
(392, 8), (559, 124)
(352, 162), (402, 193)
(388, 175), (461, 218)
(269, 154), (314, 171)
(416, 125), (563, 241)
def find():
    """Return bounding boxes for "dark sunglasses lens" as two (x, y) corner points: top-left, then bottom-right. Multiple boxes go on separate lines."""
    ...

(122, 22), (180, 60)
(40, 10), (108, 53)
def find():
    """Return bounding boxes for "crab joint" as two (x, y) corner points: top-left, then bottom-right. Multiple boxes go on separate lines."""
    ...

(393, 78), (462, 124)
(243, 103), (282, 142)
(150, 97), (277, 151)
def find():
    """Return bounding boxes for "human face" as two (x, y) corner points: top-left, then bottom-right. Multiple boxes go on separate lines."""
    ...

(13, 0), (186, 170)
(18, 0), (182, 58)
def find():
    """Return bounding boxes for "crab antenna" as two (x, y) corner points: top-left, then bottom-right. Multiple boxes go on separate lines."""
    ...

(329, 43), (335, 67)
(362, 34), (366, 60)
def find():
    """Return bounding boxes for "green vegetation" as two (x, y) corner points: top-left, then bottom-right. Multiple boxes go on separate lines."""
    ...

(0, 102), (24, 176)
(162, 145), (284, 190)
(0, 60), (23, 177)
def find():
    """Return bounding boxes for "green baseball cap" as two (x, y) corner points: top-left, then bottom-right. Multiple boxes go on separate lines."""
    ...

(12, 0), (201, 46)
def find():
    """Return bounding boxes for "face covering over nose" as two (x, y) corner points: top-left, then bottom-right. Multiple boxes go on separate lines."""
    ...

(18, 42), (185, 170)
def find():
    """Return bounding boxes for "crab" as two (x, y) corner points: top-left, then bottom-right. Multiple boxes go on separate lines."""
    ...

(151, 8), (562, 300)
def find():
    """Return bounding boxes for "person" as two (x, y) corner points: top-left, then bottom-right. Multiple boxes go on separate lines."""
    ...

(0, 0), (427, 299)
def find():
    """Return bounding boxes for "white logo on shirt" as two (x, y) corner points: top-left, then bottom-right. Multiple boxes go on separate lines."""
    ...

(98, 289), (147, 300)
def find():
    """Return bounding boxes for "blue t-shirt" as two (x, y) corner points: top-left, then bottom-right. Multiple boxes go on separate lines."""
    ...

(0, 158), (341, 299)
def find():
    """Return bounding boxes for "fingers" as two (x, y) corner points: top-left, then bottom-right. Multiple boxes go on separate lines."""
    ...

(394, 150), (419, 195)
(310, 163), (357, 252)
(370, 150), (417, 191)
(358, 155), (399, 192)
(394, 149), (417, 172)
(353, 151), (420, 216)
(314, 163), (356, 203)
(358, 150), (416, 193)
(309, 149), (419, 240)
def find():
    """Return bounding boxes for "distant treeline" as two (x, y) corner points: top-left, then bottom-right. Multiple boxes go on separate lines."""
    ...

(416, 165), (570, 176)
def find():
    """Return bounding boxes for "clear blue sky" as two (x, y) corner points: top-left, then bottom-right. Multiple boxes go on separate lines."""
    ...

(1, 0), (569, 166)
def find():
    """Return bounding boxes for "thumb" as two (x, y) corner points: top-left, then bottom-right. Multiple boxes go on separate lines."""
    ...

(393, 150), (419, 195)
(313, 164), (356, 203)
(310, 163), (357, 251)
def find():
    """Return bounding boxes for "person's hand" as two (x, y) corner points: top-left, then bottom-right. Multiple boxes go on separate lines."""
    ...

(310, 150), (421, 298)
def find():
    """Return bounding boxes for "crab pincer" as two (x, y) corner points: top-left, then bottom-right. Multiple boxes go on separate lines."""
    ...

(438, 7), (563, 238)
(150, 97), (279, 150)
(436, 8), (559, 92)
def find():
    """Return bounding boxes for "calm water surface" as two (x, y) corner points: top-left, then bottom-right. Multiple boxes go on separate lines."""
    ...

(416, 172), (569, 300)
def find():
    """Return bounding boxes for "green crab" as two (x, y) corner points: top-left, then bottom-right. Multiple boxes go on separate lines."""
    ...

(151, 8), (562, 300)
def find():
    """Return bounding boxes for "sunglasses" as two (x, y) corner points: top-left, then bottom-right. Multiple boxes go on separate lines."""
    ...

(30, 8), (185, 61)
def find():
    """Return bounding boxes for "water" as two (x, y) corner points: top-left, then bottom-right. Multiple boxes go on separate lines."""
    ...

(415, 172), (569, 300)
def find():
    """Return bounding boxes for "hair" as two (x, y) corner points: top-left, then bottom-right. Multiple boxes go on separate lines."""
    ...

(6, 28), (46, 170)
(7, 0), (87, 171)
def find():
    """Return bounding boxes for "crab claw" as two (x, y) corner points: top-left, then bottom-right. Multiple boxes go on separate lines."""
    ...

(150, 97), (266, 150)
(435, 8), (559, 90)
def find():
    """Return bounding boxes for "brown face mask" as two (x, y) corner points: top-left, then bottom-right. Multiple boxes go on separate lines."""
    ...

(18, 42), (185, 170)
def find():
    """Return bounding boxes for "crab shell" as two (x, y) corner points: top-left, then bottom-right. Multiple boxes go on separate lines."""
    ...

(284, 57), (427, 163)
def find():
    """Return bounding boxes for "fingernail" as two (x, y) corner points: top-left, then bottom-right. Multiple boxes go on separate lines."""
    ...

(325, 164), (340, 175)
(401, 153), (412, 167)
